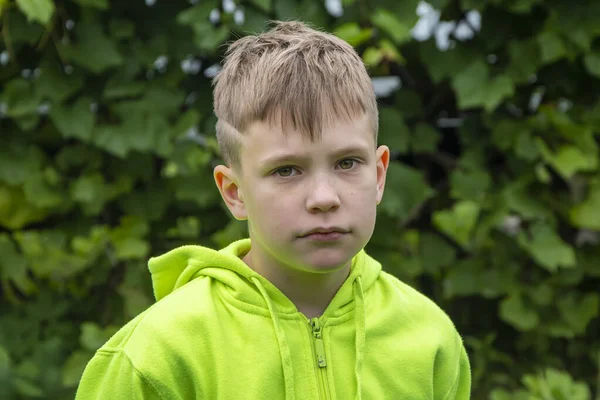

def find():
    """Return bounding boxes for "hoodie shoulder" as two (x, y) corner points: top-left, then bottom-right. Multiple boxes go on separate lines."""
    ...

(373, 270), (459, 334)
(99, 276), (214, 354)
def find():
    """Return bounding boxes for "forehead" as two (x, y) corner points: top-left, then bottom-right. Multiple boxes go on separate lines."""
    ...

(240, 114), (375, 163)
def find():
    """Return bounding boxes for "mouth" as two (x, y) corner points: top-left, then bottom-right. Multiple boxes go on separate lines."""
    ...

(299, 227), (349, 240)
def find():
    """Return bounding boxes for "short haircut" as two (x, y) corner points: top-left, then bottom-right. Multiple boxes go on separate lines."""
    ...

(212, 20), (378, 168)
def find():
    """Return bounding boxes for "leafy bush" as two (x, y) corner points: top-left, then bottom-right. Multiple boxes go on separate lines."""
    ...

(1, 0), (599, 398)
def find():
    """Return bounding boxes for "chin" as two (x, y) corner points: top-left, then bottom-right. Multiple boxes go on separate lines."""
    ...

(299, 252), (353, 273)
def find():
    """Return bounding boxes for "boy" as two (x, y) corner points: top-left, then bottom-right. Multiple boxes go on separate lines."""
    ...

(76, 21), (471, 399)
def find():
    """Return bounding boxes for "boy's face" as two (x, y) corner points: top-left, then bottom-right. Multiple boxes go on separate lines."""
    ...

(214, 113), (389, 273)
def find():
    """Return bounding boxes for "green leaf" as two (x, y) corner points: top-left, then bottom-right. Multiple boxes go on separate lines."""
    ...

(5, 8), (45, 45)
(177, 5), (225, 51)
(113, 84), (184, 118)
(379, 40), (404, 65)
(118, 285), (152, 319)
(177, 3), (212, 25)
(483, 76), (515, 112)
(118, 181), (171, 221)
(539, 369), (592, 399)
(378, 108), (410, 152)
(0, 185), (48, 230)
(557, 293), (600, 335)
(395, 90), (423, 119)
(0, 141), (44, 186)
(73, 0), (108, 10)
(450, 168), (492, 202)
(452, 61), (514, 112)
(502, 180), (554, 220)
(50, 97), (96, 142)
(70, 174), (132, 216)
(93, 112), (173, 158)
(419, 41), (473, 83)
(171, 110), (201, 139)
(506, 39), (541, 83)
(536, 139), (598, 179)
(274, 0), (327, 28)
(103, 80), (146, 100)
(499, 294), (539, 331)
(570, 179), (600, 230)
(419, 233), (457, 274)
(211, 219), (248, 249)
(411, 123), (441, 153)
(490, 119), (524, 151)
(62, 351), (92, 387)
(517, 222), (576, 271)
(13, 377), (44, 397)
(378, 163), (434, 222)
(535, 163), (552, 183)
(249, 0), (271, 13)
(537, 31), (567, 65)
(334, 23), (373, 47)
(508, 0), (541, 13)
(489, 389), (529, 400)
(1, 78), (41, 118)
(15, 0), (55, 25)
(109, 18), (135, 39)
(235, 7), (268, 34)
(14, 230), (91, 278)
(433, 201), (481, 249)
(371, 9), (412, 44)
(109, 216), (150, 260)
(0, 345), (10, 387)
(36, 59), (85, 102)
(528, 283), (553, 306)
(69, 174), (108, 215)
(583, 51), (600, 78)
(514, 132), (540, 161)
(23, 169), (65, 209)
(443, 259), (481, 298)
(60, 12), (123, 73)
(193, 25), (230, 52)
(80, 323), (118, 352)
(173, 173), (221, 208)
(0, 234), (35, 295)
(362, 47), (384, 68)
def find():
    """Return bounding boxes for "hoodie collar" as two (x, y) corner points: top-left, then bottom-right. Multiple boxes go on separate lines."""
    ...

(148, 238), (381, 318)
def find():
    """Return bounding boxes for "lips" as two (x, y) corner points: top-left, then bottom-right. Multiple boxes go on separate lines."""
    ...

(300, 227), (348, 237)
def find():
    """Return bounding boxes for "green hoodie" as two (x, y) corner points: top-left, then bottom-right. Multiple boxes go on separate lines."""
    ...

(76, 239), (471, 399)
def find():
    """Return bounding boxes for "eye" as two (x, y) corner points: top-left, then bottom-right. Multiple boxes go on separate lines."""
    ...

(338, 159), (357, 170)
(274, 166), (297, 177)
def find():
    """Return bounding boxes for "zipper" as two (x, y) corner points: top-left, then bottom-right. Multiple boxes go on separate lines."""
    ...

(310, 318), (331, 400)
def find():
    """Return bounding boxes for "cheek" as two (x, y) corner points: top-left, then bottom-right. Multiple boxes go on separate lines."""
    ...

(250, 189), (294, 231)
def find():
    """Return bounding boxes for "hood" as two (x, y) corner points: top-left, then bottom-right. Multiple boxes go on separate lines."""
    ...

(148, 238), (381, 314)
(147, 238), (382, 400)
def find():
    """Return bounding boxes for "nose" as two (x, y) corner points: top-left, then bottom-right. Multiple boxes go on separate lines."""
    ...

(305, 173), (341, 212)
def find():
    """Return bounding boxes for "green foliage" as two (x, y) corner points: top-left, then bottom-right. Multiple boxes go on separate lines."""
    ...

(0, 0), (599, 399)
(490, 367), (593, 400)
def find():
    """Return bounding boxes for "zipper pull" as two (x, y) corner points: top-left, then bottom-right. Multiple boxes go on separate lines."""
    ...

(311, 318), (327, 368)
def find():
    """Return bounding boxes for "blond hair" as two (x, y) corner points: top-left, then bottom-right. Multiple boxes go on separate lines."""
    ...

(212, 20), (378, 168)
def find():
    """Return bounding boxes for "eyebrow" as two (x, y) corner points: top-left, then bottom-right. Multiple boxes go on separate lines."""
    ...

(259, 144), (370, 167)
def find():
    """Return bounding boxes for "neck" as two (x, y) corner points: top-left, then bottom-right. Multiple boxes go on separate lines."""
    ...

(242, 249), (351, 319)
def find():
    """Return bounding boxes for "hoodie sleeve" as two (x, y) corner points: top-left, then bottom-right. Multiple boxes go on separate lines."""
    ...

(433, 330), (471, 400)
(445, 341), (471, 400)
(75, 350), (165, 400)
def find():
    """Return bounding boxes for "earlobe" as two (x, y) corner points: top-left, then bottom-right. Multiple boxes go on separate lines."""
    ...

(375, 145), (390, 205)
(213, 165), (248, 220)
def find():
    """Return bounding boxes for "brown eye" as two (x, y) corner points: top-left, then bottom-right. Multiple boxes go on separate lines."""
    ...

(339, 159), (356, 169)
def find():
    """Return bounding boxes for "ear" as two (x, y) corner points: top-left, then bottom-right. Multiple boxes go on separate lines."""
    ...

(213, 165), (248, 220)
(375, 145), (390, 205)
